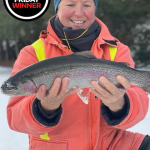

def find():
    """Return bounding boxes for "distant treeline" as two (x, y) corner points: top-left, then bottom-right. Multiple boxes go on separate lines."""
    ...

(0, 0), (150, 67)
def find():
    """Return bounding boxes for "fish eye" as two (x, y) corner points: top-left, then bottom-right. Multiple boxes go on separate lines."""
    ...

(6, 87), (16, 91)
(11, 86), (18, 90)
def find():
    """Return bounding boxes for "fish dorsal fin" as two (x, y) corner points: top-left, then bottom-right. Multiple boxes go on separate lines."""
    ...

(73, 51), (96, 59)
(119, 62), (130, 67)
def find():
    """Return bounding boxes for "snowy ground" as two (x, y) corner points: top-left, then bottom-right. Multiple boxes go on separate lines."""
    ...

(0, 67), (28, 150)
(0, 66), (150, 150)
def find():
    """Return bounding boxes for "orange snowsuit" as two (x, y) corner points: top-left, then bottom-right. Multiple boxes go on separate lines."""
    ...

(7, 17), (149, 150)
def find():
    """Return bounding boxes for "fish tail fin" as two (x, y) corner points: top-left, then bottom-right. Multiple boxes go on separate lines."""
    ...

(143, 85), (150, 94)
(143, 71), (150, 93)
(144, 85), (150, 94)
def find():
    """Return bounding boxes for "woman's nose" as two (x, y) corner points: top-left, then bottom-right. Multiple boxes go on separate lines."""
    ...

(74, 6), (84, 17)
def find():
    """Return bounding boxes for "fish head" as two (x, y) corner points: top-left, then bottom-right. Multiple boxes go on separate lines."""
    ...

(1, 80), (17, 96)
(1, 77), (37, 96)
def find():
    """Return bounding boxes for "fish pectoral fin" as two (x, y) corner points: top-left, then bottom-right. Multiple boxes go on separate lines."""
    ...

(73, 51), (96, 59)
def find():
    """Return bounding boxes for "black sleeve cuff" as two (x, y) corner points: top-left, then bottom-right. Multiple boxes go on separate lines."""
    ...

(139, 135), (150, 150)
(32, 98), (62, 127)
(101, 93), (130, 126)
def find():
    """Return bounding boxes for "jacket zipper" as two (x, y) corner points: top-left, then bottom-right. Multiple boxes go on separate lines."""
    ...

(89, 95), (93, 150)
(94, 100), (101, 150)
(56, 45), (94, 149)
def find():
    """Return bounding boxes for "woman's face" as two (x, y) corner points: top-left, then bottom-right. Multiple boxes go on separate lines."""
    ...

(57, 0), (95, 29)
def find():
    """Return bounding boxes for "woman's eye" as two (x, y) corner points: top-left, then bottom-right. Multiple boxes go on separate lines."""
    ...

(67, 4), (74, 7)
(84, 4), (91, 7)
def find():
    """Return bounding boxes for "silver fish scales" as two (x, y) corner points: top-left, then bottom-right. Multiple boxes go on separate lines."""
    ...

(1, 51), (150, 104)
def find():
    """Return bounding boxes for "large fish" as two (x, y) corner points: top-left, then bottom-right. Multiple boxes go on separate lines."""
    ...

(1, 51), (150, 100)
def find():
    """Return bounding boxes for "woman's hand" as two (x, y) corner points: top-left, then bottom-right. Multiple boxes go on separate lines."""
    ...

(90, 75), (130, 112)
(36, 77), (79, 114)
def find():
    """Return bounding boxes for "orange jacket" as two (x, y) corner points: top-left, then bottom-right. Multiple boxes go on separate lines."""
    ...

(7, 17), (149, 150)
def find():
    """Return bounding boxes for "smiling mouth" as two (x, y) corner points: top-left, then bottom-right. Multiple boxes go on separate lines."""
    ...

(71, 20), (85, 24)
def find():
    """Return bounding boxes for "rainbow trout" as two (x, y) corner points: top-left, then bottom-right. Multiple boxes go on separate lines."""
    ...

(1, 51), (150, 103)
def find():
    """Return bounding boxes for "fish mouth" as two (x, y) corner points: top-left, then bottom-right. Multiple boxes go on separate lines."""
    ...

(1, 82), (18, 96)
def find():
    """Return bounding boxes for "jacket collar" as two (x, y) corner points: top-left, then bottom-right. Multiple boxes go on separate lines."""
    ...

(95, 17), (118, 47)
(45, 16), (119, 47)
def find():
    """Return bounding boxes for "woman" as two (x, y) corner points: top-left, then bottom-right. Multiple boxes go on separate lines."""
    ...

(7, 0), (150, 149)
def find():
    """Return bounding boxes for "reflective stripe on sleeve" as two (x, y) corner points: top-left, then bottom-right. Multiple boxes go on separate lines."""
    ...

(31, 38), (46, 61)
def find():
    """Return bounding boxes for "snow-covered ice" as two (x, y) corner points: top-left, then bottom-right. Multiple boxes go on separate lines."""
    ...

(0, 66), (149, 150)
(0, 67), (28, 150)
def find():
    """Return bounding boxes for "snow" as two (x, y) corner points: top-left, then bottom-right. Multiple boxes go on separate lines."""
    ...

(0, 67), (150, 150)
(0, 67), (28, 150)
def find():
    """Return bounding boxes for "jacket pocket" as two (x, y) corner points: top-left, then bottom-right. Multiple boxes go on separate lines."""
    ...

(30, 138), (68, 150)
